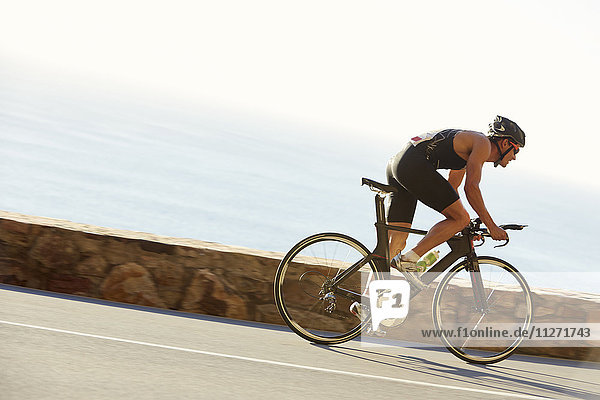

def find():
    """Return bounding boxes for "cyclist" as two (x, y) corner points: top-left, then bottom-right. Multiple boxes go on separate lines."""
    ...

(387, 115), (525, 271)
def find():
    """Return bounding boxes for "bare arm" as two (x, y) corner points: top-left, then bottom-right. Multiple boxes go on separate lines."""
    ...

(463, 136), (508, 240)
(448, 169), (465, 192)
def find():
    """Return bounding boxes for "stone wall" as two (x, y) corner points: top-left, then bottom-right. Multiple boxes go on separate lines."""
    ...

(1, 210), (598, 361)
(0, 211), (282, 323)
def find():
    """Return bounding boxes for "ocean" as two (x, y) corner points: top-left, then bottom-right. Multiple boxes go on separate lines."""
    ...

(1, 68), (599, 294)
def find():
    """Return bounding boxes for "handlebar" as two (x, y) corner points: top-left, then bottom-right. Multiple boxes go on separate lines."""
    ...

(469, 218), (528, 248)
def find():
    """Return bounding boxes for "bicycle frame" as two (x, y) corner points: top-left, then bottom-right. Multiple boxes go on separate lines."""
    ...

(331, 193), (486, 305)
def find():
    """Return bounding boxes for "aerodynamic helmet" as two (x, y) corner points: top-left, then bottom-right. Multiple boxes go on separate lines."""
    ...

(488, 115), (525, 147)
(488, 116), (526, 167)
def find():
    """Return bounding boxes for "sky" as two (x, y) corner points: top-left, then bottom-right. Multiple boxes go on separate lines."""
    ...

(1, 0), (599, 187)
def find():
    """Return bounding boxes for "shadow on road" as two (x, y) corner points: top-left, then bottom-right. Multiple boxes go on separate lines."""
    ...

(312, 344), (600, 399)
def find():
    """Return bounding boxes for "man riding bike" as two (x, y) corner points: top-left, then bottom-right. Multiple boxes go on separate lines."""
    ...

(387, 115), (526, 271)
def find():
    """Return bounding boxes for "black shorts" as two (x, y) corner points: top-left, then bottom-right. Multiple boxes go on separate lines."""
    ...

(386, 142), (460, 223)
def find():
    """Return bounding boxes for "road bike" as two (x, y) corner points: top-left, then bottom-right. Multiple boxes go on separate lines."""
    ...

(274, 178), (533, 364)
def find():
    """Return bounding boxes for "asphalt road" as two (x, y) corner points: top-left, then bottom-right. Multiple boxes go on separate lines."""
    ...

(1, 285), (598, 400)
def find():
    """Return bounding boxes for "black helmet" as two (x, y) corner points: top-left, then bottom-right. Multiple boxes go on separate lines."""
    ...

(488, 116), (526, 147)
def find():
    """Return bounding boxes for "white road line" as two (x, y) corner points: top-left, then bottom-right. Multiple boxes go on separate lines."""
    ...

(1, 320), (549, 400)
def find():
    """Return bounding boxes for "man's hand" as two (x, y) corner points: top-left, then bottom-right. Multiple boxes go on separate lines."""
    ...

(488, 224), (508, 241)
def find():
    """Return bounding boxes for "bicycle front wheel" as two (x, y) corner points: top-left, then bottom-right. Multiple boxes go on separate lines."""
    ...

(432, 256), (533, 364)
(274, 233), (380, 345)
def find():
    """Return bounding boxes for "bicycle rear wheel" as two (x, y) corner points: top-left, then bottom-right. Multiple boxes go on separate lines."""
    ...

(274, 233), (380, 344)
(432, 256), (533, 364)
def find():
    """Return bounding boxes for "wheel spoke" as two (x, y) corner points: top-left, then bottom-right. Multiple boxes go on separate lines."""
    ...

(274, 233), (378, 344)
(433, 257), (533, 364)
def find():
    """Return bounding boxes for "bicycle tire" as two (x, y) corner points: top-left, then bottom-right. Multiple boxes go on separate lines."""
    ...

(432, 256), (533, 364)
(274, 232), (380, 345)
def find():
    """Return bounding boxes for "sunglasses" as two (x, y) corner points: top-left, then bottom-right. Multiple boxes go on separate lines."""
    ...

(509, 141), (520, 154)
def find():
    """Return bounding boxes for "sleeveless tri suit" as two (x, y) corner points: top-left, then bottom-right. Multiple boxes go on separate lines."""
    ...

(386, 129), (468, 223)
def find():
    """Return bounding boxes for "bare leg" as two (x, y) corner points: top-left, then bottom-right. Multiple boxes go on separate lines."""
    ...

(388, 222), (411, 258)
(411, 199), (470, 257)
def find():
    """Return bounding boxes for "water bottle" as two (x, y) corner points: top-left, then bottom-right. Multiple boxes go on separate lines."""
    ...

(416, 250), (440, 271)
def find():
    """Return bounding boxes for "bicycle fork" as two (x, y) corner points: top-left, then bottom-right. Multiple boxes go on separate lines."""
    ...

(467, 255), (489, 312)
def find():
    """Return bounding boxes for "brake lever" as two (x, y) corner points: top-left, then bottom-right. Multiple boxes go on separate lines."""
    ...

(494, 235), (510, 248)
(474, 235), (485, 247)
(493, 223), (527, 248)
(476, 222), (523, 248)
(478, 228), (509, 248)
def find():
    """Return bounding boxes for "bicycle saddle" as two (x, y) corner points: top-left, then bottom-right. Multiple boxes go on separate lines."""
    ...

(361, 178), (398, 194)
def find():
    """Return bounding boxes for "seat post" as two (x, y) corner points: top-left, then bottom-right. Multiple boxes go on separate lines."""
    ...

(374, 193), (386, 224)
(373, 194), (390, 263)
